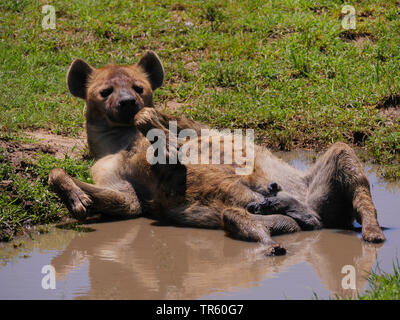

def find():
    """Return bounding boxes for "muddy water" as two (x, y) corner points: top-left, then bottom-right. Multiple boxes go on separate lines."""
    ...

(0, 151), (399, 300)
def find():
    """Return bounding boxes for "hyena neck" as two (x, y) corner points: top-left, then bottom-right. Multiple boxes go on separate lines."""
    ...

(86, 119), (139, 160)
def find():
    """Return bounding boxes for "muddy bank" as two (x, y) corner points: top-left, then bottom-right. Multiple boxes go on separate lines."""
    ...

(0, 130), (86, 167)
(0, 130), (88, 241)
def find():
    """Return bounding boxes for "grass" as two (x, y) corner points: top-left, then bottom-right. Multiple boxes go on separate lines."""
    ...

(358, 261), (400, 300)
(0, 0), (399, 176)
(0, 0), (399, 298)
(0, 142), (92, 241)
(311, 260), (400, 300)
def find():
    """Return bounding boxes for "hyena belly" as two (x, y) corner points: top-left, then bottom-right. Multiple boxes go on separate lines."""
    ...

(254, 150), (308, 202)
(247, 151), (323, 230)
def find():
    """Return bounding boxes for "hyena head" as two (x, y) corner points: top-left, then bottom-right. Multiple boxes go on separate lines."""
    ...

(66, 51), (164, 125)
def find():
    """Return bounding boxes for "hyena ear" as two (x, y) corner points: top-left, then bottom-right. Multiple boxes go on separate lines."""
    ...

(67, 59), (94, 99)
(136, 51), (164, 90)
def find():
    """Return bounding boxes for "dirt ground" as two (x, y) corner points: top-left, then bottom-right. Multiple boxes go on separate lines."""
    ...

(0, 129), (87, 173)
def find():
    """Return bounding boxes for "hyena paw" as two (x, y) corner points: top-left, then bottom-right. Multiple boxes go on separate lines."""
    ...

(246, 202), (262, 214)
(267, 182), (282, 195)
(264, 243), (287, 256)
(49, 168), (92, 221)
(286, 210), (321, 231)
(133, 107), (158, 134)
(67, 188), (92, 221)
(246, 198), (283, 215)
(362, 225), (386, 243)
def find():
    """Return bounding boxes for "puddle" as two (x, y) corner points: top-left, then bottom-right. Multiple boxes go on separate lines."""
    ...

(0, 151), (399, 300)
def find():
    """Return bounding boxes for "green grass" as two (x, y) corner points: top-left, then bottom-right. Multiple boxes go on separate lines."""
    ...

(0, 0), (399, 178)
(0, 145), (92, 241)
(312, 261), (400, 300)
(358, 261), (400, 300)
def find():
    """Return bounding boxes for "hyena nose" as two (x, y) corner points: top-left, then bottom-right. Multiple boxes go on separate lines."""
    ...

(118, 98), (138, 112)
(118, 98), (139, 119)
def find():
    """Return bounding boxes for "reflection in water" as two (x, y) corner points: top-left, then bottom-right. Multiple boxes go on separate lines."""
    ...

(0, 228), (77, 267)
(0, 151), (399, 300)
(48, 218), (382, 299)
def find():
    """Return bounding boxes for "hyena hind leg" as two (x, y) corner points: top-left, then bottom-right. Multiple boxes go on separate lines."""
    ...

(222, 207), (287, 256)
(169, 203), (288, 256)
(49, 168), (142, 221)
(247, 191), (322, 231)
(251, 214), (301, 236)
(306, 142), (385, 243)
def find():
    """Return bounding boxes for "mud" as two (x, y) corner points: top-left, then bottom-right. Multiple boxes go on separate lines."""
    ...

(0, 129), (87, 176)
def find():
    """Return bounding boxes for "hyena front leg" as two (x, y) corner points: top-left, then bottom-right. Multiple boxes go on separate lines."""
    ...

(134, 107), (265, 202)
(134, 107), (187, 198)
(134, 107), (182, 164)
(49, 168), (141, 221)
(306, 142), (385, 243)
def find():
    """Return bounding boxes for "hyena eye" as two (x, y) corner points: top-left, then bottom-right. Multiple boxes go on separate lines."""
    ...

(100, 87), (113, 98)
(132, 85), (143, 94)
